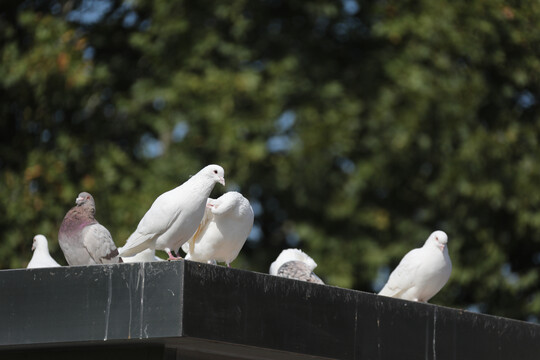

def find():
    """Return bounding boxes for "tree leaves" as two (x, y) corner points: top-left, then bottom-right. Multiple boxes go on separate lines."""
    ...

(1, 0), (540, 322)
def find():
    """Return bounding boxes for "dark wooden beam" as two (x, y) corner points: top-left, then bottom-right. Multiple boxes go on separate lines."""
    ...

(1, 260), (538, 359)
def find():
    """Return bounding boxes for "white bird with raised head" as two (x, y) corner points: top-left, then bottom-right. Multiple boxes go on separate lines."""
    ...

(120, 164), (225, 260)
(378, 230), (452, 302)
(27, 235), (61, 269)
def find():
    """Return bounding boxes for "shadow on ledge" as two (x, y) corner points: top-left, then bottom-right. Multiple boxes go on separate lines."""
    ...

(0, 260), (539, 359)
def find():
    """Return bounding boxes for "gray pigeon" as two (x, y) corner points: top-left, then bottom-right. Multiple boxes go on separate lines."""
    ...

(58, 192), (122, 265)
(269, 249), (324, 285)
(119, 164), (225, 260)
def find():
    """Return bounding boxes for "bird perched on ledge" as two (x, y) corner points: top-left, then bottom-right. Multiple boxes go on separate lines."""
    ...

(120, 164), (225, 261)
(378, 230), (452, 302)
(58, 192), (122, 265)
(27, 235), (61, 269)
(269, 248), (324, 285)
(181, 191), (254, 267)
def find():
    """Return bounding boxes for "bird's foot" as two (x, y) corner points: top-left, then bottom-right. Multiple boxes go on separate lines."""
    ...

(165, 248), (183, 261)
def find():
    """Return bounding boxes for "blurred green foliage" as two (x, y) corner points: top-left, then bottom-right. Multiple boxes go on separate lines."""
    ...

(1, 0), (540, 321)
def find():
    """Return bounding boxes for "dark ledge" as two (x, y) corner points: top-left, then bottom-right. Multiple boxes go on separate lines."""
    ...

(1, 261), (539, 360)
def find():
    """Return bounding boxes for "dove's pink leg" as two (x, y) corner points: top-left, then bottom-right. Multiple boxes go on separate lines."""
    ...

(165, 248), (183, 261)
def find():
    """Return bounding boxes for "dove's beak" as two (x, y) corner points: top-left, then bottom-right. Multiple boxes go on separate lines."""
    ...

(219, 177), (225, 186)
(438, 244), (445, 251)
(75, 196), (83, 204)
(31, 241), (36, 251)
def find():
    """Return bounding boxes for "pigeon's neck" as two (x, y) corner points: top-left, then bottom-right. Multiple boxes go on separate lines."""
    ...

(211, 199), (236, 216)
(61, 206), (97, 233)
(183, 176), (217, 199)
(424, 238), (437, 248)
(234, 199), (253, 218)
(81, 203), (96, 217)
(34, 245), (51, 256)
(442, 246), (450, 257)
(424, 240), (448, 256)
(34, 244), (49, 255)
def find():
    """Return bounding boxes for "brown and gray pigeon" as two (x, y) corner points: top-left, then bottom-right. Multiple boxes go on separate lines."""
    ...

(58, 192), (122, 265)
(269, 249), (324, 285)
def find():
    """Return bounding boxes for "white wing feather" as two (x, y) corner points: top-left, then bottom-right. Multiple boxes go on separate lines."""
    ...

(182, 203), (213, 255)
(120, 191), (181, 256)
(378, 248), (423, 297)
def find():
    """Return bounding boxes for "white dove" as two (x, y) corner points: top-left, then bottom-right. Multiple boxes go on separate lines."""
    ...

(269, 248), (324, 284)
(120, 164), (225, 260)
(378, 230), (452, 302)
(181, 191), (254, 267)
(27, 235), (61, 269)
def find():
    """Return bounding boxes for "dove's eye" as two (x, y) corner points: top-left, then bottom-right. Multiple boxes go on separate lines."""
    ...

(213, 170), (218, 174)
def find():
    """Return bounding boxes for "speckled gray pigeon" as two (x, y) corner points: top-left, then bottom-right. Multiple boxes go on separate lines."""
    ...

(277, 261), (324, 284)
(269, 249), (324, 285)
(58, 192), (122, 265)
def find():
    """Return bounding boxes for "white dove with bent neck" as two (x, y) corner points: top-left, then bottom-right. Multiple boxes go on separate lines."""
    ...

(378, 230), (452, 302)
(181, 191), (254, 267)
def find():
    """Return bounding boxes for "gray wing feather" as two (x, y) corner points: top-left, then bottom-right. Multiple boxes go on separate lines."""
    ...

(82, 224), (121, 264)
(277, 261), (324, 284)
